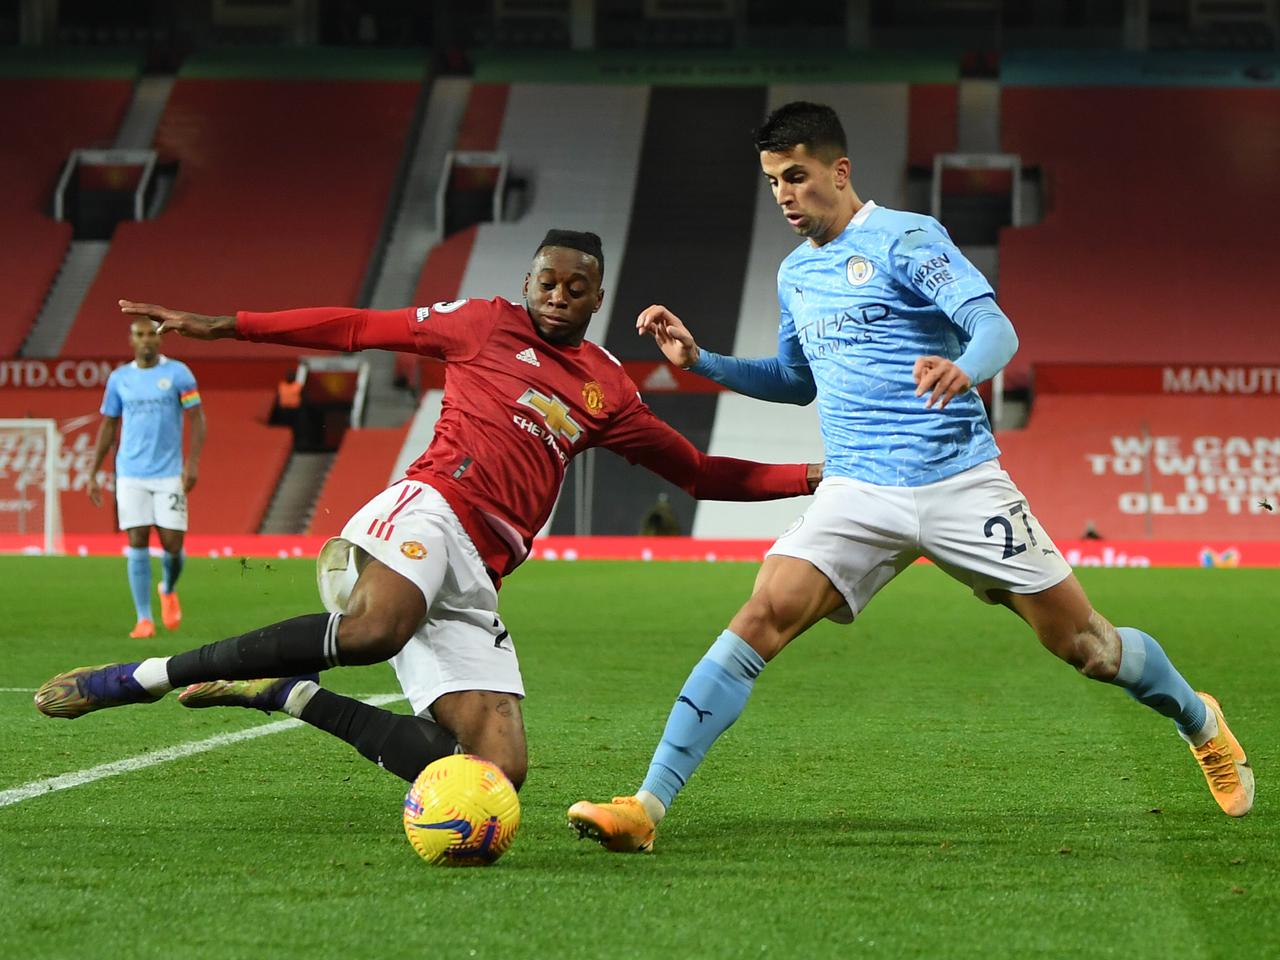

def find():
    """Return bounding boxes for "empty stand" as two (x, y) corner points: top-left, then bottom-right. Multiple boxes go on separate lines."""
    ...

(306, 426), (408, 537)
(0, 388), (290, 534)
(63, 75), (419, 359)
(0, 77), (133, 357)
(451, 82), (648, 343)
(999, 86), (1280, 384)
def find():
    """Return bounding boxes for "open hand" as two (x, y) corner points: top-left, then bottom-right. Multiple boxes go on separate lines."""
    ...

(636, 304), (701, 370)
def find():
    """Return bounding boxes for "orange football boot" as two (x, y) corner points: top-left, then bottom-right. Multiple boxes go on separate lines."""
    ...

(157, 585), (182, 631)
(1189, 692), (1254, 817)
(129, 618), (156, 639)
(567, 796), (656, 852)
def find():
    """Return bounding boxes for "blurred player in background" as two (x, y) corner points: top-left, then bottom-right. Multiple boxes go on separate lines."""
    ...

(88, 318), (205, 639)
(569, 102), (1253, 852)
(34, 230), (819, 795)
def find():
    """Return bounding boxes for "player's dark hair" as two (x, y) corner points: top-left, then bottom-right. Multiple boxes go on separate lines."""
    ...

(535, 229), (604, 279)
(753, 102), (847, 162)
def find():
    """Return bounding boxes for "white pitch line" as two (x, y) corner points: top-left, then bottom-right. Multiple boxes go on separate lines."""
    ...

(0, 688), (37, 693)
(0, 693), (405, 808)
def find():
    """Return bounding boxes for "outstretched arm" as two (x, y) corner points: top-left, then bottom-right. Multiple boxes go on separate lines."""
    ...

(602, 400), (819, 500)
(120, 301), (420, 353)
(120, 301), (236, 339)
(636, 304), (815, 405)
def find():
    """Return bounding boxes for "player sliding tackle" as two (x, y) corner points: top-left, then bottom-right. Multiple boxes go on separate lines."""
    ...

(568, 103), (1252, 852)
(33, 230), (820, 794)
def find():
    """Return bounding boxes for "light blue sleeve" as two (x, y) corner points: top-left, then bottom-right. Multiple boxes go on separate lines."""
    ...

(101, 371), (122, 417)
(890, 219), (995, 317)
(950, 296), (1018, 385)
(687, 302), (816, 405)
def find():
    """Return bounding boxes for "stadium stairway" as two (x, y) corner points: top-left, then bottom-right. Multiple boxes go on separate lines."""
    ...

(22, 241), (111, 358)
(307, 428), (407, 538)
(1, 60), (136, 359)
(22, 75), (180, 359)
(59, 50), (423, 361)
(259, 451), (336, 534)
(359, 76), (471, 431)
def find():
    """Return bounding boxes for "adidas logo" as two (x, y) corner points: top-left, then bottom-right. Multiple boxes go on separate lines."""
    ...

(516, 348), (540, 367)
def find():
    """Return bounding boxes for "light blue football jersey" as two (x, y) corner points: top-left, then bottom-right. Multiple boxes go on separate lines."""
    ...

(778, 201), (999, 486)
(101, 356), (201, 479)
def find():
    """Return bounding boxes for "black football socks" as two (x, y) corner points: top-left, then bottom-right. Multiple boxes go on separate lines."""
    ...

(299, 688), (459, 782)
(166, 612), (342, 687)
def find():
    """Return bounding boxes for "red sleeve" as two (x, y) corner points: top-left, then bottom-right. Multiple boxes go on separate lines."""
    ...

(598, 394), (810, 500)
(235, 298), (496, 359)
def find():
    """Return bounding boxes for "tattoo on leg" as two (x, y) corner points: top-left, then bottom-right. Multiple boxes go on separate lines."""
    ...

(495, 698), (513, 717)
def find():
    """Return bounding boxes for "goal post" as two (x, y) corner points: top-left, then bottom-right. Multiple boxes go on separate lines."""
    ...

(0, 419), (64, 555)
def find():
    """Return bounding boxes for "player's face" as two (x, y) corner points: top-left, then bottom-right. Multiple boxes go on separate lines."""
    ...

(761, 145), (850, 246)
(523, 247), (604, 346)
(129, 320), (160, 364)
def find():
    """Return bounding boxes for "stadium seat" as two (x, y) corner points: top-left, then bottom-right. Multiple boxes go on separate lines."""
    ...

(998, 86), (1280, 385)
(62, 72), (420, 360)
(0, 76), (133, 357)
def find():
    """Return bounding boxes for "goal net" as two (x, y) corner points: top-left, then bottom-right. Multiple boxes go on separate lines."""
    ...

(0, 419), (63, 554)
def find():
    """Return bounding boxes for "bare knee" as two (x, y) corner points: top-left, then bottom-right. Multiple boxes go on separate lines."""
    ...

(336, 610), (415, 665)
(338, 561), (427, 665)
(482, 746), (527, 792)
(1004, 578), (1121, 682)
(1045, 611), (1121, 681)
(730, 594), (795, 661)
(433, 691), (529, 791)
(156, 528), (184, 553)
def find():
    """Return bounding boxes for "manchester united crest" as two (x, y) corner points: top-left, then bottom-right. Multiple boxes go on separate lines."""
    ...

(582, 380), (605, 413)
(400, 540), (428, 560)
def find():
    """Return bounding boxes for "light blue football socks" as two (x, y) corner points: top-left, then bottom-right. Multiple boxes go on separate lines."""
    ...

(1112, 627), (1207, 738)
(639, 630), (765, 812)
(161, 549), (184, 595)
(126, 547), (152, 621)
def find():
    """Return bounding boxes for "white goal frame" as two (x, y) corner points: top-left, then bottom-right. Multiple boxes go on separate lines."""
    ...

(0, 418), (63, 555)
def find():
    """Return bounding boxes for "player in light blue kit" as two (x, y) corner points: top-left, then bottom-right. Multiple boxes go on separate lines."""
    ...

(570, 101), (1252, 850)
(89, 318), (206, 638)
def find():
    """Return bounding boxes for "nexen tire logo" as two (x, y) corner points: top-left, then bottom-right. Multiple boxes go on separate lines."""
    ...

(0, 360), (116, 389)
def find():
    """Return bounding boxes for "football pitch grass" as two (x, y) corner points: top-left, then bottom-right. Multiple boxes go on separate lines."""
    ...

(1, 557), (1274, 960)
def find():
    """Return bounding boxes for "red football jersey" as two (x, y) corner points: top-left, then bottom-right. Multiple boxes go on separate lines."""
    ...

(237, 299), (809, 578)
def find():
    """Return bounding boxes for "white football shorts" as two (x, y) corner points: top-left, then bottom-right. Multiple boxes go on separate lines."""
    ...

(316, 480), (523, 716)
(115, 474), (188, 531)
(767, 459), (1072, 623)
